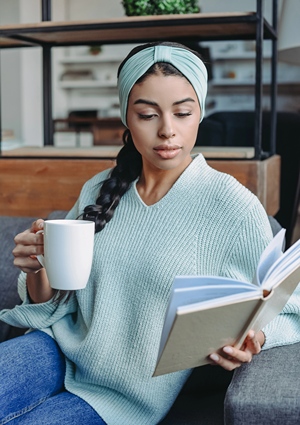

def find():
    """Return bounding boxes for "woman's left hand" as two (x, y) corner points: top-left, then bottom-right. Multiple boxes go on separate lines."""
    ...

(209, 330), (265, 371)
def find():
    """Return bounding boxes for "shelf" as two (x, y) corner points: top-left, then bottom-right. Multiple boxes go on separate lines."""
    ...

(0, 36), (35, 48)
(59, 79), (300, 90)
(58, 80), (118, 88)
(0, 12), (276, 48)
(212, 52), (256, 60)
(0, 140), (23, 150)
(1, 145), (255, 159)
(212, 52), (272, 60)
(211, 78), (271, 86)
(210, 80), (300, 88)
(212, 78), (256, 86)
(62, 52), (270, 63)
(60, 56), (123, 64)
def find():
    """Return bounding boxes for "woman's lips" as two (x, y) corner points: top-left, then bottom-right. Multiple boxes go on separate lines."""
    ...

(153, 145), (182, 159)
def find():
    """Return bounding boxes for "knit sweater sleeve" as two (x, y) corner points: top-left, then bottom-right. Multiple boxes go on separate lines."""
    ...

(0, 271), (78, 329)
(0, 170), (110, 330)
(222, 200), (273, 284)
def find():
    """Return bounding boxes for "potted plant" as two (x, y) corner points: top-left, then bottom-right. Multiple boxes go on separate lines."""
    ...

(122, 0), (200, 16)
(88, 45), (102, 56)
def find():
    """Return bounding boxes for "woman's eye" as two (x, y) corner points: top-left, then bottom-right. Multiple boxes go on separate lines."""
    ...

(176, 112), (192, 118)
(138, 114), (156, 120)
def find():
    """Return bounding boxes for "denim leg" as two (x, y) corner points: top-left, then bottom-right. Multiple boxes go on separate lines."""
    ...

(0, 330), (65, 424)
(11, 392), (106, 425)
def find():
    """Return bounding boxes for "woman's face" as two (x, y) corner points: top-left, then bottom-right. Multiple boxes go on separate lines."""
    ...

(126, 72), (201, 174)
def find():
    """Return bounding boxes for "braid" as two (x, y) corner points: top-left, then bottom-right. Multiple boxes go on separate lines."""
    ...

(54, 131), (141, 303)
(81, 130), (142, 233)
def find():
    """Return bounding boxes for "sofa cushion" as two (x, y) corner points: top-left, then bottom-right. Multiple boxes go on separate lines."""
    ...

(224, 342), (300, 424)
(0, 216), (37, 341)
(47, 210), (68, 220)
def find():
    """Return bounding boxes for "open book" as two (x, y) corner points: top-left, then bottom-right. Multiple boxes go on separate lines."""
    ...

(154, 229), (300, 376)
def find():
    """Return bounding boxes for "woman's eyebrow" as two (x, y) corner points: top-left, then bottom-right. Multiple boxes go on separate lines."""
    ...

(134, 99), (158, 106)
(173, 97), (195, 105)
(133, 97), (195, 106)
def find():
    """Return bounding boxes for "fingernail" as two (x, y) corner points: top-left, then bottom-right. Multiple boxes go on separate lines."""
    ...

(223, 346), (233, 354)
(248, 330), (255, 338)
(210, 354), (219, 362)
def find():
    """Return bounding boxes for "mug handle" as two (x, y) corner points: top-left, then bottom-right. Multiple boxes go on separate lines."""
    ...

(36, 229), (45, 268)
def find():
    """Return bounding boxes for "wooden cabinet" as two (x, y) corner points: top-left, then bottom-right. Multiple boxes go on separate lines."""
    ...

(0, 153), (280, 217)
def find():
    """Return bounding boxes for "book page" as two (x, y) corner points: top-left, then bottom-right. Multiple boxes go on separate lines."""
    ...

(251, 266), (300, 333)
(173, 275), (255, 291)
(255, 228), (286, 286)
(263, 236), (300, 291)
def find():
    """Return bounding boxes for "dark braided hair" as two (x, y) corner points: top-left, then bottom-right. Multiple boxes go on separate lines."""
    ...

(81, 130), (142, 232)
(81, 41), (203, 234)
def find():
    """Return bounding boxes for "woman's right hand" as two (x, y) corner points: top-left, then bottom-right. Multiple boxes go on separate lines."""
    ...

(13, 219), (45, 274)
(13, 219), (55, 303)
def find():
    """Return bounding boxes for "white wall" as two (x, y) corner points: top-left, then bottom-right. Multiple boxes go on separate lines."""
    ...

(0, 0), (42, 146)
(19, 0), (42, 146)
(200, 0), (278, 18)
(19, 0), (68, 146)
(0, 0), (22, 143)
(65, 0), (124, 20)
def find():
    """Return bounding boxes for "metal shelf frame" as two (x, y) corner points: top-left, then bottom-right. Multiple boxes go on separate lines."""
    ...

(0, 0), (278, 159)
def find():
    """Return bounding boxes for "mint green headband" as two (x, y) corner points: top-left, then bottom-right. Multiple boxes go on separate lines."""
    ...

(118, 45), (208, 127)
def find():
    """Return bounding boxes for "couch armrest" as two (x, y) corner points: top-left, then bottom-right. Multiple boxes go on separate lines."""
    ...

(224, 342), (300, 424)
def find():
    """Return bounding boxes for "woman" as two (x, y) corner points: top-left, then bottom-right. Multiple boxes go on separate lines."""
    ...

(0, 41), (299, 425)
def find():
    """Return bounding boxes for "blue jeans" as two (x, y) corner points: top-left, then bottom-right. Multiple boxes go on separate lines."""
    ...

(0, 331), (106, 425)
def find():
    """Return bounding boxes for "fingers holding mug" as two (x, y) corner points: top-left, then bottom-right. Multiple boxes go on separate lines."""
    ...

(13, 219), (45, 274)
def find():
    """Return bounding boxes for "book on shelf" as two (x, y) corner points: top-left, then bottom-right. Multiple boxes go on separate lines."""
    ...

(153, 229), (300, 376)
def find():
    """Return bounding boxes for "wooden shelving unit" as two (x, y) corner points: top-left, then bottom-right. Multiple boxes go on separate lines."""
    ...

(0, 0), (281, 217)
(0, 0), (278, 159)
(0, 12), (276, 47)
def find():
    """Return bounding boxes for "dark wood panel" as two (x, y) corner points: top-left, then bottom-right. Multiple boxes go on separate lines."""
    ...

(0, 159), (114, 217)
(0, 36), (34, 47)
(209, 155), (281, 216)
(0, 156), (280, 217)
(0, 12), (274, 48)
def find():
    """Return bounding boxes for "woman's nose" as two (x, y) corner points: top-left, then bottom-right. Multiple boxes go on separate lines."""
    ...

(158, 116), (175, 139)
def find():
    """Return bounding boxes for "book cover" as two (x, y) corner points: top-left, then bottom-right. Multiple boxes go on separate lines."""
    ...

(154, 230), (300, 376)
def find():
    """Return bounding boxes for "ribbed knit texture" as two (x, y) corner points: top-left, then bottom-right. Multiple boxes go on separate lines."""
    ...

(1, 154), (300, 425)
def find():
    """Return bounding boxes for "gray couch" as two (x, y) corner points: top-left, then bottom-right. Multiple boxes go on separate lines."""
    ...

(1, 213), (300, 424)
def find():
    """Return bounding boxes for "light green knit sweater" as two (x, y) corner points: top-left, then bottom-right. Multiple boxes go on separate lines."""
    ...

(1, 154), (300, 425)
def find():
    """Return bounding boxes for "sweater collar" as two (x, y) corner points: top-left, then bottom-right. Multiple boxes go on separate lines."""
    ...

(131, 154), (208, 209)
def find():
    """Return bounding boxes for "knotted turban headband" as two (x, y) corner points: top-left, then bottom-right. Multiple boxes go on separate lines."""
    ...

(117, 45), (208, 127)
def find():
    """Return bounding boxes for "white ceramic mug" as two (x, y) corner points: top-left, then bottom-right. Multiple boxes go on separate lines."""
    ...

(37, 219), (95, 290)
